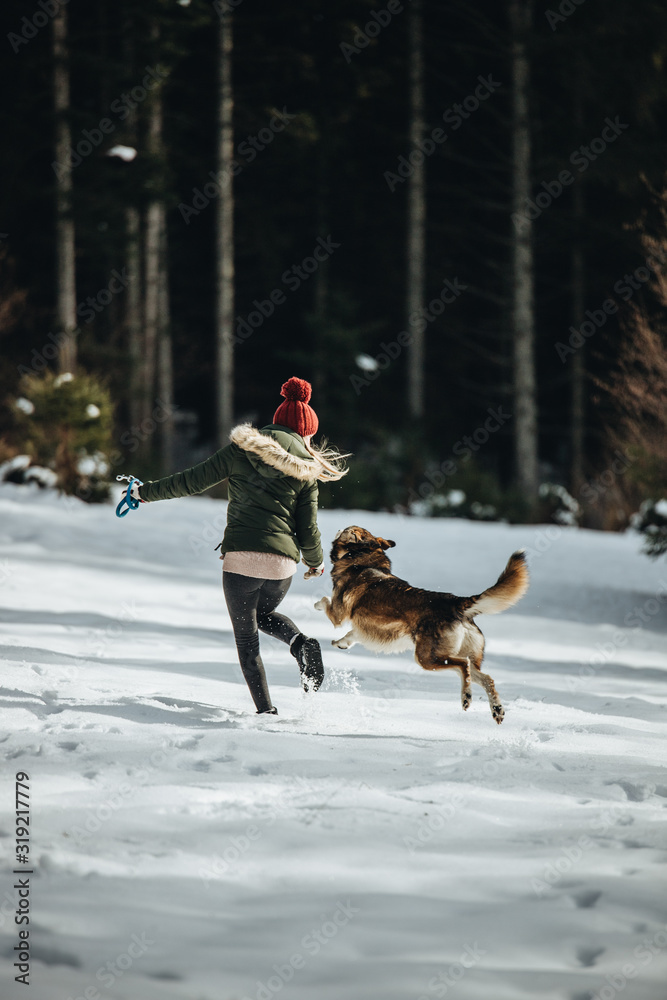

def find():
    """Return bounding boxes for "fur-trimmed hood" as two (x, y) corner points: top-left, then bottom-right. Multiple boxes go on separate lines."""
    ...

(230, 424), (318, 482)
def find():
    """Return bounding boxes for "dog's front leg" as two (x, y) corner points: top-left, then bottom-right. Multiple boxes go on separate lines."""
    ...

(332, 628), (358, 650)
(314, 595), (331, 615)
(314, 595), (347, 629)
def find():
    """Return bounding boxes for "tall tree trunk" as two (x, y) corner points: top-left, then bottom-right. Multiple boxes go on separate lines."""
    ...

(570, 180), (586, 496)
(157, 210), (174, 472)
(216, 9), (235, 444)
(123, 22), (143, 435)
(141, 24), (174, 470)
(406, 0), (426, 422)
(143, 199), (161, 427)
(53, 4), (77, 373)
(509, 0), (538, 502)
(125, 205), (143, 432)
(312, 104), (331, 410)
(570, 50), (586, 497)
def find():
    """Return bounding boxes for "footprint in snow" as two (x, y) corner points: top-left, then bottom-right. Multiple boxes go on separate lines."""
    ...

(29, 944), (82, 969)
(576, 946), (605, 967)
(571, 889), (602, 909)
(608, 779), (655, 802)
(58, 741), (80, 752)
(6, 746), (42, 759)
(172, 735), (204, 750)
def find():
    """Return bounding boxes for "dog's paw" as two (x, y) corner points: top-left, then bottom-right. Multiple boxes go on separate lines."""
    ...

(332, 637), (351, 649)
(462, 692), (472, 712)
(314, 597), (328, 612)
(492, 703), (505, 724)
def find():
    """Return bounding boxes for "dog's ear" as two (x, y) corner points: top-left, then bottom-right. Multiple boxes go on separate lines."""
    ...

(377, 537), (396, 550)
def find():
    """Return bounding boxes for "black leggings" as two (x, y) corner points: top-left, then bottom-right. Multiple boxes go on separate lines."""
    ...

(222, 571), (300, 713)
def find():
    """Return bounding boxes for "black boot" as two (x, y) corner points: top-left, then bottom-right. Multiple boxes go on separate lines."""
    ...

(257, 707), (278, 715)
(290, 634), (324, 692)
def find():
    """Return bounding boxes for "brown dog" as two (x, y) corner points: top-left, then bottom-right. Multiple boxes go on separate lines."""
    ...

(314, 526), (529, 724)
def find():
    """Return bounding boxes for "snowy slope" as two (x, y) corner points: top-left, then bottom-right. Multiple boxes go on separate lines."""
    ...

(0, 483), (666, 1000)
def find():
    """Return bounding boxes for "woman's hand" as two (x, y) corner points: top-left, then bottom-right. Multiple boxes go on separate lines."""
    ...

(303, 562), (325, 580)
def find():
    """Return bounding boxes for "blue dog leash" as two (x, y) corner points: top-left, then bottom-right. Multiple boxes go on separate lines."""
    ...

(115, 474), (143, 518)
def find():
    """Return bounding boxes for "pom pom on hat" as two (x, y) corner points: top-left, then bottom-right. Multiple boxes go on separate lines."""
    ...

(273, 376), (318, 437)
(280, 377), (312, 404)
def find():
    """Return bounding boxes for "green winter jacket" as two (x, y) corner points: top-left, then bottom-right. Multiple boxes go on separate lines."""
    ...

(138, 424), (324, 566)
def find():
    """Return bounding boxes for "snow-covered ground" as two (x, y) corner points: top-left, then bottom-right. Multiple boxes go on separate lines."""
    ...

(1, 483), (666, 1000)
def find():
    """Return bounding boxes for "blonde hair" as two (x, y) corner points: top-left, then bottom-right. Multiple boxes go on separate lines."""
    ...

(304, 438), (351, 482)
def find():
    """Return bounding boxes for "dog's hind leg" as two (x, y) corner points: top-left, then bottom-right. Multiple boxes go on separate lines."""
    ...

(415, 638), (472, 712)
(471, 665), (504, 725)
(458, 665), (473, 712)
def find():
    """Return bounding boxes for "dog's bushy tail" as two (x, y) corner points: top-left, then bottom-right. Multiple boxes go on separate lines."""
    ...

(464, 550), (530, 617)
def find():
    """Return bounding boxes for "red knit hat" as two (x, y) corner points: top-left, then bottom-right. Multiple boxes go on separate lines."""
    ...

(273, 377), (319, 437)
